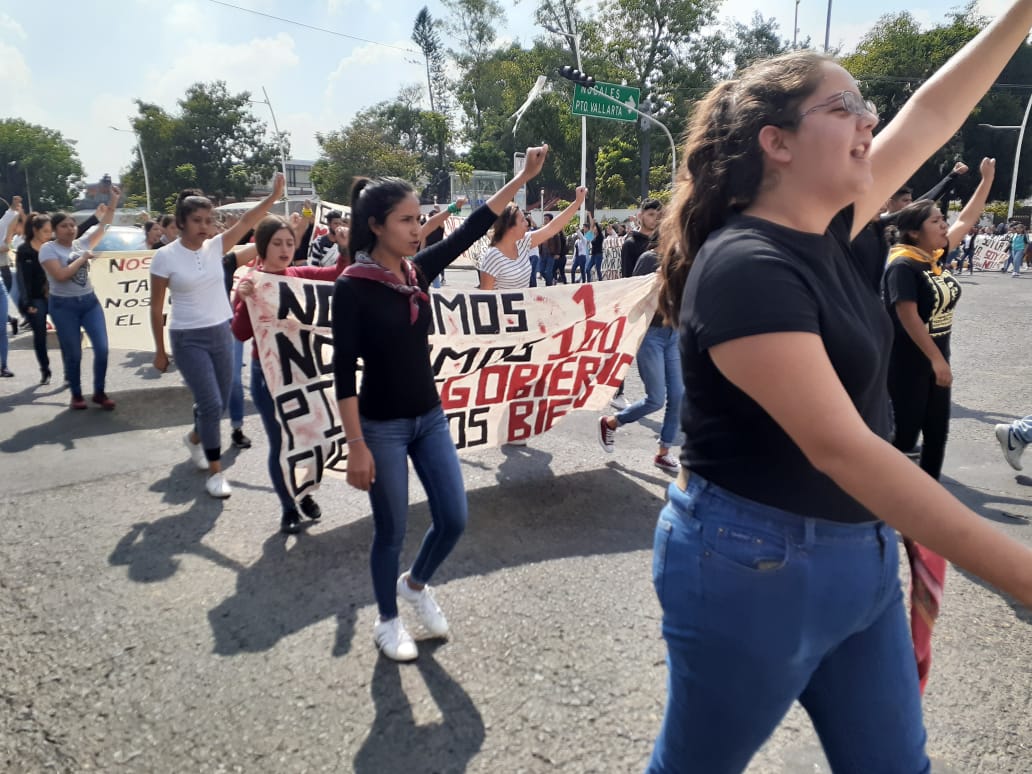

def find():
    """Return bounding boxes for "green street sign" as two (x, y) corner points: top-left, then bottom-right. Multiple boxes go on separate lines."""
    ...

(572, 82), (640, 122)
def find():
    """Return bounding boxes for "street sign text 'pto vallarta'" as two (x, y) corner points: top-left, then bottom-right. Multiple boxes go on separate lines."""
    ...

(572, 82), (640, 122)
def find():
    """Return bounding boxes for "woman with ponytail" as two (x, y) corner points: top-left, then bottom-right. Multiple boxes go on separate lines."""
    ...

(648, 6), (1032, 771)
(332, 145), (550, 662)
(149, 174), (285, 499)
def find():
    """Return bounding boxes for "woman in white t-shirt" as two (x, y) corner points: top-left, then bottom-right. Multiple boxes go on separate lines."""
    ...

(38, 187), (120, 409)
(478, 186), (587, 291)
(149, 173), (285, 499)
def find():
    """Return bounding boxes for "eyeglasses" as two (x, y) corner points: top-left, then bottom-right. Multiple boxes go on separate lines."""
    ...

(799, 91), (878, 123)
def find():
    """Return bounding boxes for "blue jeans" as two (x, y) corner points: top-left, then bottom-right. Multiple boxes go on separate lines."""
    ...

(48, 293), (109, 398)
(26, 297), (50, 374)
(1013, 415), (1032, 444)
(538, 253), (555, 286)
(362, 405), (467, 620)
(553, 255), (568, 284)
(571, 254), (587, 283)
(587, 253), (603, 281)
(170, 322), (233, 461)
(647, 475), (928, 774)
(0, 276), (8, 368)
(616, 327), (683, 447)
(250, 358), (293, 511)
(528, 255), (539, 288)
(229, 336), (244, 428)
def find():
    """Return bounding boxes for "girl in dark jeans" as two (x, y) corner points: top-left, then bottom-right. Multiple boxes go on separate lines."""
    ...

(232, 216), (348, 535)
(333, 145), (550, 662)
(16, 213), (53, 384)
(648, 10), (1032, 771)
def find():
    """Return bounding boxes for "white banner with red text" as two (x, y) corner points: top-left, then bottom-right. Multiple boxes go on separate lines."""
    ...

(245, 274), (659, 500)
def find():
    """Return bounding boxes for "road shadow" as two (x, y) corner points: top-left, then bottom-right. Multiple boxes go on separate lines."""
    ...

(353, 641), (484, 774)
(949, 401), (1016, 428)
(108, 467), (234, 583)
(940, 474), (1031, 526)
(204, 466), (662, 659)
(0, 381), (66, 413)
(0, 385), (195, 452)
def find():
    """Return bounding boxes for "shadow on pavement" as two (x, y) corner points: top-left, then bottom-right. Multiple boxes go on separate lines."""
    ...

(353, 641), (484, 774)
(108, 468), (233, 583)
(940, 475), (1031, 526)
(0, 385), (194, 452)
(198, 466), (661, 659)
(950, 400), (1016, 428)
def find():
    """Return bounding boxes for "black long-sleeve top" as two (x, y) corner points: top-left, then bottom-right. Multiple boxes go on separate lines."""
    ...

(332, 204), (496, 420)
(15, 242), (48, 307)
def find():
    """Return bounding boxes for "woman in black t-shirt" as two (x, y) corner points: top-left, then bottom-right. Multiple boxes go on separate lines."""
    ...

(883, 157), (995, 481)
(647, 15), (1032, 773)
(332, 146), (550, 663)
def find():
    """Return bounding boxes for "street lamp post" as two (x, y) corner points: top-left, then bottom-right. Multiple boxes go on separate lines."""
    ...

(824, 0), (833, 52)
(249, 86), (290, 217)
(978, 91), (1032, 221)
(8, 161), (32, 211)
(110, 124), (151, 214)
(544, 24), (587, 223)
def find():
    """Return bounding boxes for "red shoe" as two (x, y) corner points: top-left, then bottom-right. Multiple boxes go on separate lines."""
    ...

(70, 396), (88, 410)
(91, 392), (116, 410)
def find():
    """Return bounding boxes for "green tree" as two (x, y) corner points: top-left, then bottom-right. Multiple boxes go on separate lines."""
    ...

(412, 7), (451, 117)
(726, 12), (793, 73)
(442, 0), (506, 143)
(0, 119), (84, 210)
(121, 81), (287, 210)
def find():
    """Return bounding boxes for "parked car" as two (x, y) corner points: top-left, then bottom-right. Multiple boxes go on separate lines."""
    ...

(83, 225), (148, 252)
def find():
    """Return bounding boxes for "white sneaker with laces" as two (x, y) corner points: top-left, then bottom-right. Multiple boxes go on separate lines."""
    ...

(183, 433), (209, 471)
(205, 472), (232, 499)
(374, 616), (418, 661)
(610, 394), (629, 410)
(995, 424), (1025, 471)
(397, 573), (449, 637)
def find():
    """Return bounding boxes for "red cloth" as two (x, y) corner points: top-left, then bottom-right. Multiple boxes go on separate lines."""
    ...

(343, 254), (428, 324)
(902, 537), (947, 694)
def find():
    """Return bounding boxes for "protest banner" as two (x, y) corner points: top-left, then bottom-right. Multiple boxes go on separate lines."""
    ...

(246, 274), (659, 500)
(90, 250), (168, 351)
(973, 235), (1011, 271)
(602, 234), (622, 280)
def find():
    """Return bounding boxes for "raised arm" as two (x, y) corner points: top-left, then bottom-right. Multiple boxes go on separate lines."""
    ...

(853, 0), (1032, 236)
(482, 145), (549, 216)
(947, 158), (995, 248)
(711, 331), (1032, 608)
(220, 172), (285, 253)
(530, 187), (587, 248)
(82, 186), (121, 252)
(420, 198), (467, 243)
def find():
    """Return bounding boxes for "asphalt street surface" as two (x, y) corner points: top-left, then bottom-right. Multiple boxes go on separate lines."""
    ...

(1, 265), (1029, 773)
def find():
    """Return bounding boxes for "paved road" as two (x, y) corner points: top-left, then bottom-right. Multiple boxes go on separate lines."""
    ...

(1, 267), (1029, 773)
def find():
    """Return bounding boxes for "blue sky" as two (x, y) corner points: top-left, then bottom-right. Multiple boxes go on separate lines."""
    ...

(0, 0), (1008, 182)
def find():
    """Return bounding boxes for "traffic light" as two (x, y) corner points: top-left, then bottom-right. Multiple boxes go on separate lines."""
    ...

(557, 66), (595, 88)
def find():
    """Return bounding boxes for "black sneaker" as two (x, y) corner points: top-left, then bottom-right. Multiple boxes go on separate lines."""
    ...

(231, 428), (252, 449)
(299, 495), (322, 521)
(280, 508), (302, 535)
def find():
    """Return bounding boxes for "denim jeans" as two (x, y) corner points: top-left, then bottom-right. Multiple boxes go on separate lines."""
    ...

(48, 293), (109, 398)
(0, 276), (8, 368)
(250, 359), (293, 511)
(1013, 415), (1032, 444)
(228, 336), (244, 428)
(538, 253), (555, 286)
(616, 327), (683, 447)
(26, 297), (50, 374)
(587, 253), (603, 281)
(170, 321), (233, 461)
(362, 405), (468, 620)
(528, 255), (539, 288)
(647, 474), (928, 774)
(553, 255), (568, 284)
(571, 254), (587, 283)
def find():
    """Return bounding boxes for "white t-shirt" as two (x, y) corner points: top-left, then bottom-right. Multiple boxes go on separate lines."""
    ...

(150, 237), (232, 329)
(479, 234), (534, 290)
(39, 239), (93, 297)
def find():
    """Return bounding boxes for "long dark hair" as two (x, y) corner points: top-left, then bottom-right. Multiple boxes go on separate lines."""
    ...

(657, 50), (831, 325)
(893, 200), (939, 247)
(254, 215), (292, 259)
(348, 177), (415, 261)
(174, 188), (212, 229)
(24, 212), (50, 244)
(490, 203), (524, 245)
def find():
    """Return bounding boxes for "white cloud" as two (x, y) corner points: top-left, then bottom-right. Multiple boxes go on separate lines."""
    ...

(0, 12), (26, 39)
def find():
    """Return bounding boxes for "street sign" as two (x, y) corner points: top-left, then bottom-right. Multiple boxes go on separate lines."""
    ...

(572, 82), (640, 122)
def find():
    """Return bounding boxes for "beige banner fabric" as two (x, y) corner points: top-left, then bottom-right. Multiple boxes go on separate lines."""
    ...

(972, 235), (1013, 271)
(90, 251), (169, 351)
(246, 274), (660, 501)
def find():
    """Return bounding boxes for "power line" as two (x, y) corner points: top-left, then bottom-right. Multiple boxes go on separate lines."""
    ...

(207, 0), (421, 55)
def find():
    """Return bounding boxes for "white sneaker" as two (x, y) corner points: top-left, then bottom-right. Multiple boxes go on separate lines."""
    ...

(610, 394), (629, 410)
(397, 573), (449, 637)
(183, 433), (209, 471)
(373, 616), (418, 661)
(995, 424), (1026, 471)
(205, 472), (232, 498)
